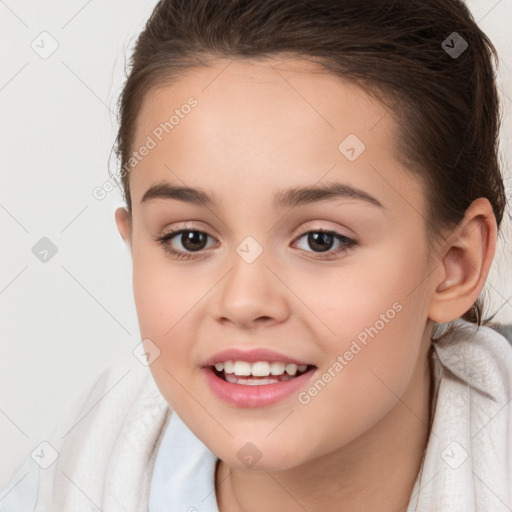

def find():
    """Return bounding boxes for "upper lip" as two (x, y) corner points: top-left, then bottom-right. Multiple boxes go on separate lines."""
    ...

(201, 348), (313, 367)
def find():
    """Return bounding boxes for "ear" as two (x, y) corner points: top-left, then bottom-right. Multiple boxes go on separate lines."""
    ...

(428, 197), (497, 323)
(115, 207), (132, 248)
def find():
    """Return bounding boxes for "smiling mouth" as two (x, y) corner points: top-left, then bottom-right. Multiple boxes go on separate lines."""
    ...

(212, 364), (316, 386)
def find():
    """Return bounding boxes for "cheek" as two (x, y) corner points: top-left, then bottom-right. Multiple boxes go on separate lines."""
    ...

(290, 239), (431, 428)
(131, 250), (200, 393)
(131, 240), (202, 336)
(287, 233), (430, 345)
(288, 302), (429, 464)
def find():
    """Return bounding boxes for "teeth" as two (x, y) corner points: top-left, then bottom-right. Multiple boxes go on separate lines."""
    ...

(251, 361), (271, 377)
(285, 363), (297, 375)
(270, 361), (285, 375)
(233, 361), (251, 376)
(213, 360), (309, 377)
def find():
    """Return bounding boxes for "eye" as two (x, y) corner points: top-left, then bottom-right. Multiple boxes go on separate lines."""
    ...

(155, 228), (217, 260)
(292, 228), (357, 258)
(155, 226), (357, 261)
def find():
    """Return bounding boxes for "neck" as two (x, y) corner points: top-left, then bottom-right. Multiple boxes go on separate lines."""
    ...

(216, 344), (433, 512)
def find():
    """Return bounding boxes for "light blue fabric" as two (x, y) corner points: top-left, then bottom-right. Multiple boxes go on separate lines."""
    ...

(148, 411), (220, 512)
(0, 456), (38, 512)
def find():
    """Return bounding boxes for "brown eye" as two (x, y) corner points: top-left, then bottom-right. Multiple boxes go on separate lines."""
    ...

(156, 229), (216, 259)
(178, 230), (208, 251)
(294, 229), (356, 257)
(306, 232), (335, 252)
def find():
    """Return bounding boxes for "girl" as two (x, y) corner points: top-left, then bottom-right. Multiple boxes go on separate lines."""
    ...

(1, 0), (511, 510)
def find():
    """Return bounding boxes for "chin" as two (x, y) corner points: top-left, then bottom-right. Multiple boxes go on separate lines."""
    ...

(214, 439), (309, 472)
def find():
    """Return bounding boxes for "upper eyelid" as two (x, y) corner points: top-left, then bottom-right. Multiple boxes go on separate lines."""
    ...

(159, 224), (354, 240)
(295, 224), (352, 238)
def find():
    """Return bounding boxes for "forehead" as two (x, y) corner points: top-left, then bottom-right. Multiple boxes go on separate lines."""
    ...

(129, 56), (424, 218)
(134, 56), (392, 150)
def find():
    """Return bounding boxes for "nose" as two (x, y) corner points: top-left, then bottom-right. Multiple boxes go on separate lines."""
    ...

(213, 243), (290, 329)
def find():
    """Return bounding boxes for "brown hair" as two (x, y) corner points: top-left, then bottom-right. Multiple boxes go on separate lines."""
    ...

(114, 0), (506, 325)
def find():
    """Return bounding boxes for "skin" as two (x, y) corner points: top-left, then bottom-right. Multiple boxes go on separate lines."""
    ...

(115, 57), (497, 511)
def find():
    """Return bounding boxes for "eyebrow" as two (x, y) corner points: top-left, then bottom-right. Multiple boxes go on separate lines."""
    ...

(140, 181), (384, 209)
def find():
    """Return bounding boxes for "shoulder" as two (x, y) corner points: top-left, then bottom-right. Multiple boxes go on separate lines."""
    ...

(432, 320), (512, 402)
(409, 322), (512, 509)
(0, 362), (171, 511)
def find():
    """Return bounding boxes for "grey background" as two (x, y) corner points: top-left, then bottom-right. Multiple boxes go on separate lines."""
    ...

(1, 0), (511, 487)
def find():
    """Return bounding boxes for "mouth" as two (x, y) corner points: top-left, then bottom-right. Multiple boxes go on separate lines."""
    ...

(211, 361), (316, 386)
(202, 360), (318, 407)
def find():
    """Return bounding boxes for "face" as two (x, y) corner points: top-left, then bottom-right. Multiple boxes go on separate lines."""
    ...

(117, 57), (437, 471)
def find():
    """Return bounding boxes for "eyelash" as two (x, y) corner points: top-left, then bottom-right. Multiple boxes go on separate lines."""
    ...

(155, 224), (357, 261)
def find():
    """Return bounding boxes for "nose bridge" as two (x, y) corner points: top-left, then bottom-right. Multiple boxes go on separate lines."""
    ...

(226, 233), (272, 302)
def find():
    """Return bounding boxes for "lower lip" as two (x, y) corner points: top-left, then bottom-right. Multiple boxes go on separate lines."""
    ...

(201, 366), (316, 408)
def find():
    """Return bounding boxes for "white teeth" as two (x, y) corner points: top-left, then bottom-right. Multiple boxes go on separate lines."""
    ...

(232, 361), (251, 376)
(285, 363), (298, 375)
(213, 360), (310, 377)
(269, 361), (285, 375)
(251, 361), (271, 377)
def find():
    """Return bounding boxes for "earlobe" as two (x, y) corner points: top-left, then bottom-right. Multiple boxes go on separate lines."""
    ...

(428, 198), (497, 323)
(115, 207), (132, 247)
